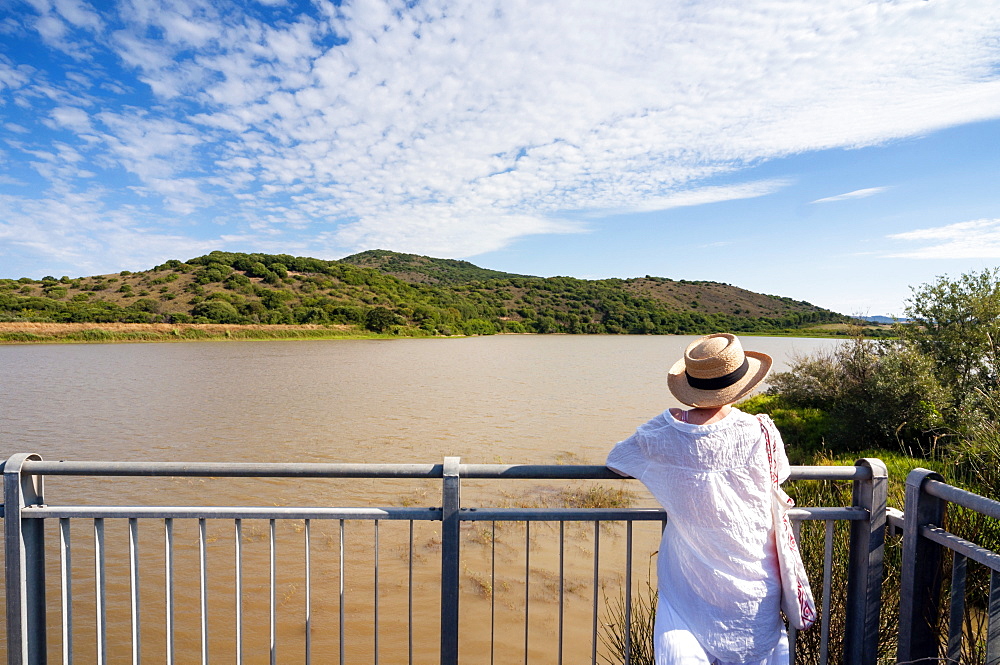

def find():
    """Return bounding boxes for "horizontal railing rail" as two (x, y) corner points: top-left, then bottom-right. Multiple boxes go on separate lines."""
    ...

(10, 459), (875, 479)
(3, 454), (888, 665)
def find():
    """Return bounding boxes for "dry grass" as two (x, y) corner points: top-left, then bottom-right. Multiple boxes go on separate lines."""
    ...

(0, 321), (344, 334)
(0, 321), (356, 343)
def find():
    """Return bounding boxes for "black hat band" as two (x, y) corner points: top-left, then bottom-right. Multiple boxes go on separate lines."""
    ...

(685, 357), (749, 391)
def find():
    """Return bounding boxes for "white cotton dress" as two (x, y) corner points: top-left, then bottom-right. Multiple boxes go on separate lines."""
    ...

(605, 407), (790, 665)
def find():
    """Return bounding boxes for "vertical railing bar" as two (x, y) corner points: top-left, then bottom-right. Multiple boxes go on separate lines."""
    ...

(946, 552), (967, 664)
(558, 521), (565, 665)
(199, 518), (208, 665)
(441, 457), (462, 665)
(524, 520), (530, 665)
(820, 520), (834, 665)
(339, 518), (345, 665)
(592, 521), (600, 665)
(898, 469), (946, 665)
(95, 518), (107, 665)
(987, 568), (1000, 665)
(374, 519), (380, 665)
(788, 519), (801, 664)
(4, 454), (47, 665)
(846, 458), (887, 665)
(408, 520), (414, 665)
(165, 518), (174, 665)
(129, 517), (141, 665)
(305, 519), (311, 665)
(270, 518), (276, 665)
(625, 521), (633, 665)
(60, 518), (73, 665)
(490, 520), (496, 665)
(235, 519), (243, 665)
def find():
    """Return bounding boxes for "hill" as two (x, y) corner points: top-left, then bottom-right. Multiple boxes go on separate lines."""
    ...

(0, 250), (848, 337)
(340, 249), (530, 284)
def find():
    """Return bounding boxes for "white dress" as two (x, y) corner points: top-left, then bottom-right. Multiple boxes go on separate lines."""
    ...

(606, 407), (789, 664)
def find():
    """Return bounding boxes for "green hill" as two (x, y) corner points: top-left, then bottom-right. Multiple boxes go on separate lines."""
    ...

(0, 250), (848, 336)
(340, 249), (530, 284)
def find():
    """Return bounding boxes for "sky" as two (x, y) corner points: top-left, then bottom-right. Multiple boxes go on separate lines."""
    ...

(2, 1), (1000, 317)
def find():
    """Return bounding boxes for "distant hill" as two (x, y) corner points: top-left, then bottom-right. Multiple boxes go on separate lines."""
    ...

(340, 249), (530, 284)
(0, 250), (848, 336)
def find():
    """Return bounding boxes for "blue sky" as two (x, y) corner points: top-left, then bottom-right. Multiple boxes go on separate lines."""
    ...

(3, 0), (1000, 317)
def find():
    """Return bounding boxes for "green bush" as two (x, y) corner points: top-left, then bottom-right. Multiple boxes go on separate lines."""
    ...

(766, 336), (949, 453)
(191, 300), (242, 323)
(738, 394), (832, 463)
(364, 306), (397, 333)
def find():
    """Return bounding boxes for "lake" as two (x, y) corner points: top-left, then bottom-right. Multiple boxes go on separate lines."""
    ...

(0, 334), (841, 663)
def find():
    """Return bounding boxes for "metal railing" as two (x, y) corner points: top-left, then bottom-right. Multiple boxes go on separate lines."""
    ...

(2, 453), (888, 665)
(896, 468), (1000, 664)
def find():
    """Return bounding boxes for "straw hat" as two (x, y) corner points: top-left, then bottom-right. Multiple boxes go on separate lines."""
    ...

(667, 333), (772, 408)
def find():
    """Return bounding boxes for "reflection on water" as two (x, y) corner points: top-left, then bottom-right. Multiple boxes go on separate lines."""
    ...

(1, 335), (840, 662)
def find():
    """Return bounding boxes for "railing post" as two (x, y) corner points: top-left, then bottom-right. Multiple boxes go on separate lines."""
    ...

(441, 457), (461, 665)
(897, 468), (946, 665)
(844, 458), (887, 665)
(4, 453), (47, 665)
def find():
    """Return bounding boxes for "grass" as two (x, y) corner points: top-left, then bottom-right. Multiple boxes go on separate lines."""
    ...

(0, 321), (393, 344)
(557, 484), (636, 509)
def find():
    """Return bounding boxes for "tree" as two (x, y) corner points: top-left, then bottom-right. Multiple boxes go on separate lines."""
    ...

(901, 268), (1000, 408)
(364, 306), (397, 333)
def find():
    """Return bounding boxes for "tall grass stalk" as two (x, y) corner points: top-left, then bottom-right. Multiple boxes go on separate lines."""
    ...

(599, 577), (657, 665)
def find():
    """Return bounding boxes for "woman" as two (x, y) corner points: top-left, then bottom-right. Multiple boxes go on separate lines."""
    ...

(606, 333), (790, 665)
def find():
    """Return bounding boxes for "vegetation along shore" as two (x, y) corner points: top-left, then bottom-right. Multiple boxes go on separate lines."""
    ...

(1, 249), (884, 343)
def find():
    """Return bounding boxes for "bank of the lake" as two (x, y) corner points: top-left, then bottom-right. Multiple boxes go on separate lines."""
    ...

(0, 321), (377, 344)
(0, 320), (881, 344)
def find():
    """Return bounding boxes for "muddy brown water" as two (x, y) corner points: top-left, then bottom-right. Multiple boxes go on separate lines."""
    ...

(0, 335), (840, 663)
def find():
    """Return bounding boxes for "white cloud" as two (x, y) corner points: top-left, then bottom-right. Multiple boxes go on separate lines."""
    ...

(887, 219), (1000, 258)
(0, 61), (32, 92)
(52, 0), (102, 31)
(624, 180), (792, 214)
(0, 187), (221, 275)
(811, 187), (890, 204)
(5, 0), (1000, 268)
(48, 105), (93, 133)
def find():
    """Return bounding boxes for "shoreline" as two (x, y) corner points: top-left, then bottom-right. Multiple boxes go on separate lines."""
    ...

(0, 321), (872, 345)
(0, 321), (385, 344)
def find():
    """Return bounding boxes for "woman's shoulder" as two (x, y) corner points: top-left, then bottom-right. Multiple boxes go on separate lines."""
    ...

(635, 409), (686, 434)
(730, 407), (761, 423)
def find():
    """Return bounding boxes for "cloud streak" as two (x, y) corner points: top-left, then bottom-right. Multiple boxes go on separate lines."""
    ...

(811, 187), (890, 204)
(887, 219), (1000, 259)
(2, 0), (1000, 274)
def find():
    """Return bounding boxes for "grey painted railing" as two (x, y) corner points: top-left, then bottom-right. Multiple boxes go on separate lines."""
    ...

(2, 454), (888, 665)
(896, 468), (1000, 665)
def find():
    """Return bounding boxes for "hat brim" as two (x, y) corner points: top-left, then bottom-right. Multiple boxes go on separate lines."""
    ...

(667, 351), (773, 408)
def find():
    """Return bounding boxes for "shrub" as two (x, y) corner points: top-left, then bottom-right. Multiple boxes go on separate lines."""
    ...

(767, 336), (949, 452)
(130, 298), (160, 313)
(191, 300), (242, 323)
(460, 318), (498, 335)
(224, 273), (252, 291)
(364, 306), (397, 333)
